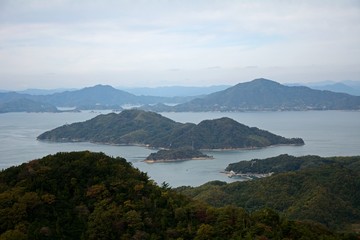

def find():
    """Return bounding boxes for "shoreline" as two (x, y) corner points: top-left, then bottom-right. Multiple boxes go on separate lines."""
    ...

(144, 156), (214, 163)
(224, 170), (274, 180)
(200, 143), (305, 152)
(38, 139), (304, 151)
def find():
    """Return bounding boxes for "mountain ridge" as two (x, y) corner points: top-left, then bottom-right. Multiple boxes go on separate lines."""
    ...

(0, 85), (195, 112)
(2, 78), (360, 113)
(168, 78), (360, 111)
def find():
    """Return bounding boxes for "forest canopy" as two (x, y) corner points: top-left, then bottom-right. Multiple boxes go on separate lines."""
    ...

(0, 151), (354, 239)
(178, 155), (360, 232)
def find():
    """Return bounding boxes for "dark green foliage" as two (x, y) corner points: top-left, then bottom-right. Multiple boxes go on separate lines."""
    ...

(226, 154), (330, 173)
(37, 109), (304, 149)
(38, 109), (181, 145)
(0, 151), (346, 239)
(146, 147), (212, 161)
(178, 155), (360, 231)
(180, 118), (303, 149)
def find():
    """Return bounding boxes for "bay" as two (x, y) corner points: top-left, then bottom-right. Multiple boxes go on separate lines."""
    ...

(0, 110), (359, 187)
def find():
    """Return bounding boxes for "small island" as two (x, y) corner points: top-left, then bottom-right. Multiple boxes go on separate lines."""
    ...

(145, 148), (213, 163)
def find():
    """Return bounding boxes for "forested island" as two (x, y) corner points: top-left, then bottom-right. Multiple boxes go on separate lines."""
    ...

(145, 148), (213, 162)
(37, 109), (304, 151)
(0, 151), (357, 239)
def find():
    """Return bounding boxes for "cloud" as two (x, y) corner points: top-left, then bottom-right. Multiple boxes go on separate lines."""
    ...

(0, 0), (359, 89)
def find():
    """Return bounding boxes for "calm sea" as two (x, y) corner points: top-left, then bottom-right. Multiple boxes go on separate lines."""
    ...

(1, 110), (359, 187)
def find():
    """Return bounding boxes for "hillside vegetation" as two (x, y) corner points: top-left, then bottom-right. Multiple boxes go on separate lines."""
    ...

(37, 109), (304, 150)
(177, 155), (360, 231)
(225, 154), (334, 174)
(0, 151), (353, 239)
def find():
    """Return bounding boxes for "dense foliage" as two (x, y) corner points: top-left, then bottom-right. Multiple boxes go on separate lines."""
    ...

(184, 117), (304, 149)
(37, 109), (304, 149)
(145, 147), (212, 161)
(0, 151), (350, 239)
(178, 155), (360, 232)
(225, 154), (333, 173)
(171, 78), (360, 111)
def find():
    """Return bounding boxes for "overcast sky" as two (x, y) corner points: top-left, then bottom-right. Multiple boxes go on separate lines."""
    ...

(0, 0), (359, 90)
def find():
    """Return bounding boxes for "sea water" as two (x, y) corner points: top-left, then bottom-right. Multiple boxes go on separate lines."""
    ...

(0, 110), (359, 187)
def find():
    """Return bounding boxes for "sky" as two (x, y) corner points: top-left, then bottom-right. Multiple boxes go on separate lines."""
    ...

(0, 0), (359, 90)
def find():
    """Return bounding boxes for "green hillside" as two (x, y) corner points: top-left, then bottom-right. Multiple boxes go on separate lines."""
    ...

(177, 155), (360, 231)
(0, 151), (351, 239)
(225, 154), (333, 174)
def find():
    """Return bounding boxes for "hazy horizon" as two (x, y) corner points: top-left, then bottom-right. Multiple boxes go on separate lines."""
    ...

(1, 0), (359, 90)
(2, 78), (360, 93)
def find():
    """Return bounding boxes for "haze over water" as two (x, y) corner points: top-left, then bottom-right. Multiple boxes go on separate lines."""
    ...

(1, 110), (359, 187)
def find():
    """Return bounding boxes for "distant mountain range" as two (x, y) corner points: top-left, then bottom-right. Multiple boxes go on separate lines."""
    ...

(4, 80), (359, 96)
(123, 85), (230, 97)
(293, 81), (360, 96)
(0, 96), (59, 113)
(36, 85), (198, 108)
(156, 78), (360, 111)
(17, 88), (78, 95)
(0, 85), (196, 113)
(37, 109), (304, 149)
(1, 79), (360, 113)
